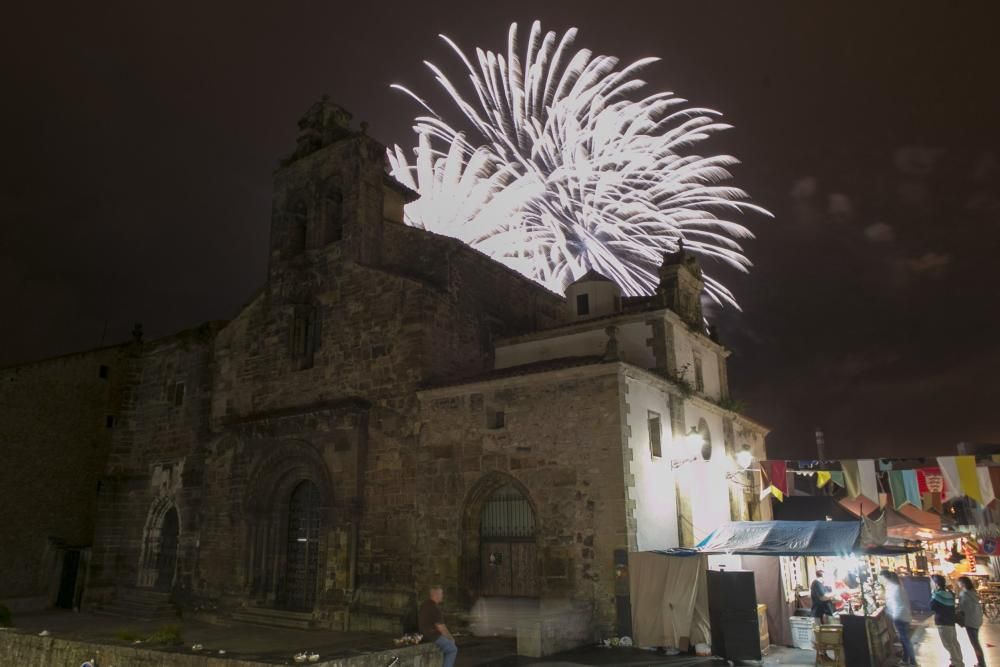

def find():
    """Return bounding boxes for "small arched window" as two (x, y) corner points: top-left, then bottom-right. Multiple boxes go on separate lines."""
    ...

(698, 418), (712, 461)
(325, 191), (343, 243)
(290, 201), (307, 254)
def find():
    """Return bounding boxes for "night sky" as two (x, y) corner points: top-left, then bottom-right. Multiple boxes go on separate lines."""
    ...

(2, 2), (998, 459)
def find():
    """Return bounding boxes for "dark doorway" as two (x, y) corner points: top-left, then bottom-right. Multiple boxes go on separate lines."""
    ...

(480, 484), (537, 597)
(55, 549), (81, 609)
(282, 480), (320, 610)
(154, 507), (179, 592)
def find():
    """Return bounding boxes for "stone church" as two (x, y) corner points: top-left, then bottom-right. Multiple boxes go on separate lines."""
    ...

(0, 98), (767, 645)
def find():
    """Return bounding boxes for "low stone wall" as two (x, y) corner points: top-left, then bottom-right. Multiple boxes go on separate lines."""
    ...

(0, 630), (440, 667)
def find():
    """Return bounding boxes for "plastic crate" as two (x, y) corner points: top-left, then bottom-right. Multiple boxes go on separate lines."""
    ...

(789, 616), (815, 649)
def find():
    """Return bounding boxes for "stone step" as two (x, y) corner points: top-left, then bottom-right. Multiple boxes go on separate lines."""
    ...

(94, 603), (179, 622)
(118, 588), (172, 604)
(348, 606), (406, 634)
(231, 607), (314, 630)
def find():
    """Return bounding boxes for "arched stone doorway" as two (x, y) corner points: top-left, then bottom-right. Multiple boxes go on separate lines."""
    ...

(461, 474), (539, 601)
(243, 440), (332, 611)
(480, 484), (538, 597)
(281, 480), (320, 610)
(137, 498), (180, 591)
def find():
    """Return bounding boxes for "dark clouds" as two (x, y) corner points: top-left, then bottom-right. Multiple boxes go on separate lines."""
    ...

(1, 1), (998, 456)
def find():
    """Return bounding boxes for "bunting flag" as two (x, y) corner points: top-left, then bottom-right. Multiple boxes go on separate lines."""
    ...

(830, 471), (845, 488)
(858, 460), (879, 503)
(902, 470), (921, 508)
(817, 471), (832, 488)
(918, 467), (947, 497)
(922, 491), (943, 512)
(843, 460), (861, 499)
(936, 457), (962, 501)
(765, 460), (788, 499)
(956, 456), (982, 504)
(977, 467), (996, 507)
(889, 471), (908, 509)
(990, 468), (1000, 506)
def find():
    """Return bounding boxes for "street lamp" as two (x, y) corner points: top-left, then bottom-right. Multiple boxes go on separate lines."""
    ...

(727, 445), (756, 481)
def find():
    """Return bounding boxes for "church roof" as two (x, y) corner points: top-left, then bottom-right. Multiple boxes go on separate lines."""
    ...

(569, 269), (614, 285)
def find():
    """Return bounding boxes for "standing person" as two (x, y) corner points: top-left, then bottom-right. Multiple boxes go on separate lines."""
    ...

(958, 576), (986, 667)
(419, 585), (458, 667)
(881, 570), (915, 666)
(811, 569), (835, 623)
(931, 574), (964, 667)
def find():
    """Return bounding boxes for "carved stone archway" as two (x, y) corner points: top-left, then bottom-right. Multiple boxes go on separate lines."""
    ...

(460, 472), (539, 605)
(243, 440), (334, 610)
(137, 496), (181, 591)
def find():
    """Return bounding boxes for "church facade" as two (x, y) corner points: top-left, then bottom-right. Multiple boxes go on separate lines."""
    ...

(2, 99), (768, 641)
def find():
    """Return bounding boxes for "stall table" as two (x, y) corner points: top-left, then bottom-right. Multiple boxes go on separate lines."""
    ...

(840, 607), (894, 667)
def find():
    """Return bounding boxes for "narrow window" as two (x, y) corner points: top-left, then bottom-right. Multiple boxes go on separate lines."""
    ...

(576, 293), (590, 316)
(98, 365), (109, 379)
(291, 305), (320, 370)
(105, 415), (116, 428)
(488, 409), (505, 430)
(325, 191), (344, 243)
(693, 354), (704, 392)
(290, 201), (307, 254)
(172, 382), (185, 406)
(648, 411), (662, 458)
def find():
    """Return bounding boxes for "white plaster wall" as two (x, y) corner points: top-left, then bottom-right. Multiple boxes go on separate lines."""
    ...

(495, 320), (656, 370)
(671, 324), (722, 400)
(680, 404), (732, 545)
(565, 280), (621, 319)
(625, 376), (679, 551)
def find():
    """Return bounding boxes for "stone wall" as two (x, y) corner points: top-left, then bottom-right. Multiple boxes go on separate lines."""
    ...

(0, 344), (129, 610)
(87, 324), (220, 606)
(415, 363), (627, 635)
(0, 629), (439, 667)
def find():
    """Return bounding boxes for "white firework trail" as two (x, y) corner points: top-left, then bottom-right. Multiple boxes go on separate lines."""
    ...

(387, 20), (771, 307)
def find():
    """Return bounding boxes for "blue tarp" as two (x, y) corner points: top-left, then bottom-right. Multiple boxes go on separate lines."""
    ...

(695, 520), (913, 556)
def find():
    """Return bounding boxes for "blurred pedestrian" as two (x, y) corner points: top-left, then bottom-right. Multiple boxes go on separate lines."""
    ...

(931, 574), (963, 667)
(958, 576), (986, 667)
(881, 570), (915, 666)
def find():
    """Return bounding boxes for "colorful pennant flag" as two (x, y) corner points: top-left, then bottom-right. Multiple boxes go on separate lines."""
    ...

(902, 470), (921, 508)
(956, 456), (982, 503)
(977, 467), (996, 507)
(889, 471), (908, 509)
(859, 459), (879, 504)
(817, 471), (832, 488)
(937, 458), (962, 501)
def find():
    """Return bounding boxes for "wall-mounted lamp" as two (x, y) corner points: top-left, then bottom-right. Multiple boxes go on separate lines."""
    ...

(726, 445), (756, 480)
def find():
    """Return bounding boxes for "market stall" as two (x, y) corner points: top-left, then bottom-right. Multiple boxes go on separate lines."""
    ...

(697, 520), (918, 666)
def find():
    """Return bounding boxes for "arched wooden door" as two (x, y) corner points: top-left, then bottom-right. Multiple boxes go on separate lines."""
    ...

(282, 480), (320, 610)
(154, 507), (179, 592)
(480, 484), (538, 597)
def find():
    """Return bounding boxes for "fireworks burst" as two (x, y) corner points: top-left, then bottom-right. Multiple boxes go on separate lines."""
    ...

(388, 21), (770, 307)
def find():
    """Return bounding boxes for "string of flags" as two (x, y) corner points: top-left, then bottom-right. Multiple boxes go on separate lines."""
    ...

(757, 456), (1000, 509)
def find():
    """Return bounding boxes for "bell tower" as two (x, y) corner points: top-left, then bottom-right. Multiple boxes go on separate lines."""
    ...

(266, 96), (416, 282)
(655, 240), (705, 326)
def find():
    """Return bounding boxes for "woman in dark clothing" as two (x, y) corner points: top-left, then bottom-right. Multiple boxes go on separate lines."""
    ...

(931, 574), (964, 667)
(958, 576), (986, 667)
